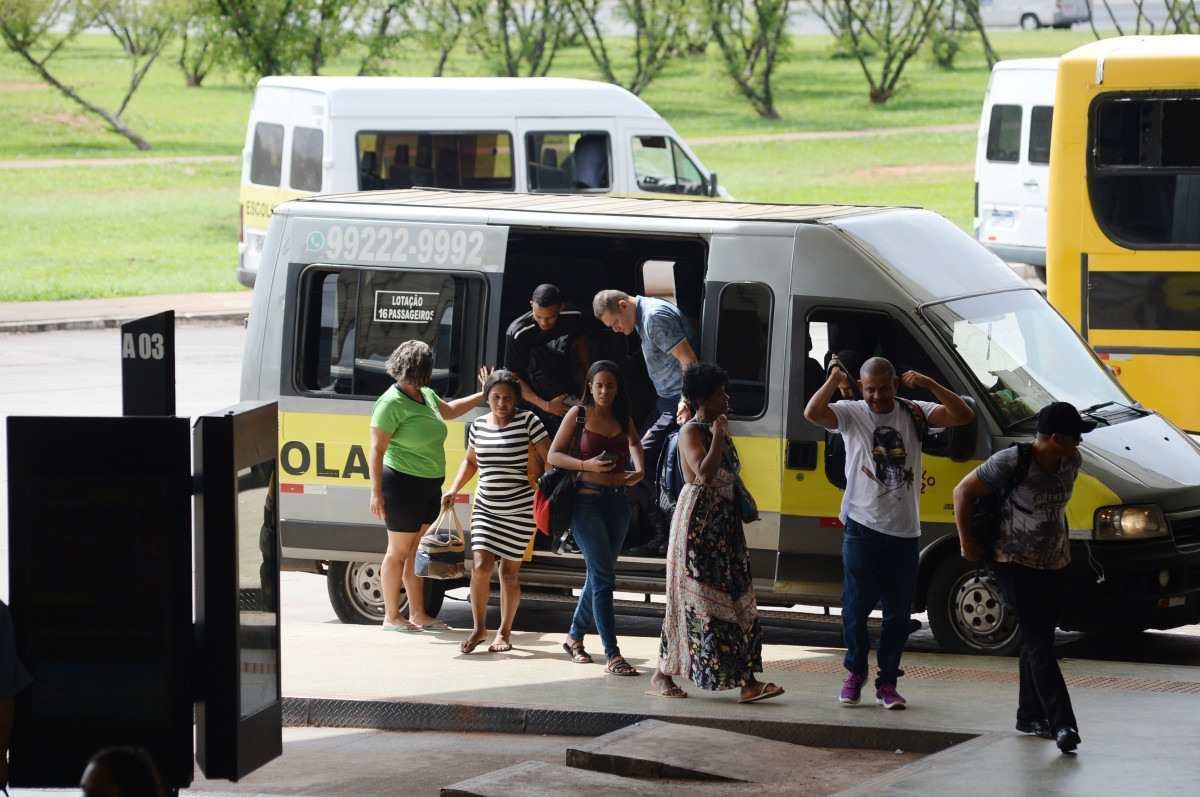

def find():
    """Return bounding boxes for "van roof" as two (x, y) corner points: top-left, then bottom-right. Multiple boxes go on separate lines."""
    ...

(297, 188), (882, 223)
(991, 57), (1058, 71)
(254, 76), (662, 120)
(1063, 34), (1200, 63)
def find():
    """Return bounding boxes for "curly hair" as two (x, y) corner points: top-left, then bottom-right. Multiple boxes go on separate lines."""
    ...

(482, 368), (521, 401)
(582, 359), (631, 429)
(682, 362), (728, 406)
(384, 340), (433, 386)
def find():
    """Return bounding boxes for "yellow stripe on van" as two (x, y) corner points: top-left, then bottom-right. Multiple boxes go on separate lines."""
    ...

(279, 410), (470, 489)
(241, 183), (310, 232)
(1066, 469), (1123, 532)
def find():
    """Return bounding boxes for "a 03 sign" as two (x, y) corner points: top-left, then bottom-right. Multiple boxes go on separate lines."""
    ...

(123, 331), (167, 360)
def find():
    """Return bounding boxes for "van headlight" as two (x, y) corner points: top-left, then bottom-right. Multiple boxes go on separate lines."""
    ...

(1093, 505), (1167, 540)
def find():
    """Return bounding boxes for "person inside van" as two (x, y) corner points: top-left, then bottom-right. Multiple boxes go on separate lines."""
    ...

(504, 283), (589, 438)
(442, 370), (549, 655)
(368, 340), (488, 632)
(593, 289), (699, 555)
(804, 356), (973, 710)
(548, 360), (645, 676)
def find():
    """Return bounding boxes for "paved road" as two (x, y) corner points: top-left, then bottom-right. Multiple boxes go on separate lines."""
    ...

(2, 323), (1196, 666)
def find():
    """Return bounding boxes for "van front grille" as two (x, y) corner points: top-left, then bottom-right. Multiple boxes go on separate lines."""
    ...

(1169, 514), (1200, 549)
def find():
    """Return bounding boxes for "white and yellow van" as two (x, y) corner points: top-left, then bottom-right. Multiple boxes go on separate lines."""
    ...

(240, 189), (1200, 654)
(237, 76), (722, 287)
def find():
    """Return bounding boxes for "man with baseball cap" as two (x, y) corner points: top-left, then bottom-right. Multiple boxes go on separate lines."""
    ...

(952, 401), (1096, 754)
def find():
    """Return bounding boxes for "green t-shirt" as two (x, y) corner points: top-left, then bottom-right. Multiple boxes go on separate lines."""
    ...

(370, 385), (447, 478)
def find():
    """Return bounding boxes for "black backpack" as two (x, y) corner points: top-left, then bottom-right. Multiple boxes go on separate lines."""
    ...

(824, 398), (929, 491)
(656, 429), (685, 514)
(969, 443), (1033, 561)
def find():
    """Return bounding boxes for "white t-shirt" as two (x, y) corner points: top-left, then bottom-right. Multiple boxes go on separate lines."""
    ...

(829, 399), (942, 538)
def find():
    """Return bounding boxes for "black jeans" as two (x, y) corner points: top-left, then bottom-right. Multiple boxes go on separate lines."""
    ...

(994, 563), (1078, 733)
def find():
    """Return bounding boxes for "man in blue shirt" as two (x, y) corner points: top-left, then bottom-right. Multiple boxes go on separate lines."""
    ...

(594, 290), (698, 554)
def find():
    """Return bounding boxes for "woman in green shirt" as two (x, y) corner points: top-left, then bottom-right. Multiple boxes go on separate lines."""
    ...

(369, 340), (487, 632)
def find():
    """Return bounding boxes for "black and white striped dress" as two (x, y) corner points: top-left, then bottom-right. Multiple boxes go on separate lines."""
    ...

(468, 411), (548, 560)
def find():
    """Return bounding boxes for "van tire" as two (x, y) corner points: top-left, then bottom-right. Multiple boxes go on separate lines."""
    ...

(326, 560), (445, 625)
(927, 557), (1021, 655)
(1020, 13), (1041, 30)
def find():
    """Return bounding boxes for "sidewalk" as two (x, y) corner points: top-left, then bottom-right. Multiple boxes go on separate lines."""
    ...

(279, 619), (1200, 794)
(0, 291), (251, 333)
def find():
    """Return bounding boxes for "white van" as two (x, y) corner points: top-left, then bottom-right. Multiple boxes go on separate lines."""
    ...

(977, 0), (1090, 29)
(973, 58), (1057, 279)
(236, 76), (722, 287)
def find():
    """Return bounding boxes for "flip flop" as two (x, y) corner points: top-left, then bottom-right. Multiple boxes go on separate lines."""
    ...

(738, 682), (785, 704)
(644, 684), (688, 699)
(487, 639), (513, 653)
(417, 620), (452, 631)
(381, 622), (421, 633)
(460, 635), (487, 654)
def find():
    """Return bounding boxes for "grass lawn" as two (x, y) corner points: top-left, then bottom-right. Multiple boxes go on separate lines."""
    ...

(0, 29), (1092, 299)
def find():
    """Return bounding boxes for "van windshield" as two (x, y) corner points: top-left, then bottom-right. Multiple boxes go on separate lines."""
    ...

(926, 290), (1130, 428)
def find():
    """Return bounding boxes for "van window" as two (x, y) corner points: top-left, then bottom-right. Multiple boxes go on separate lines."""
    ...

(716, 283), (772, 418)
(526, 132), (611, 192)
(296, 267), (477, 399)
(642, 259), (676, 304)
(290, 126), (324, 192)
(1028, 106), (1052, 165)
(986, 105), (1021, 163)
(1089, 94), (1200, 246)
(250, 122), (284, 186)
(356, 132), (514, 191)
(633, 136), (706, 195)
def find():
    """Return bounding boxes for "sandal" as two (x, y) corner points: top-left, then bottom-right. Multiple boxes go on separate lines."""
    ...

(605, 656), (640, 677)
(487, 638), (513, 653)
(738, 681), (785, 704)
(645, 684), (688, 699)
(460, 633), (487, 654)
(562, 639), (593, 664)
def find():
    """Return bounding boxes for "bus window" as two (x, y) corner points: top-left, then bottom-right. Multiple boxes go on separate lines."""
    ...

(250, 122), (284, 186)
(1088, 272), (1200, 332)
(1090, 95), (1200, 246)
(986, 105), (1021, 163)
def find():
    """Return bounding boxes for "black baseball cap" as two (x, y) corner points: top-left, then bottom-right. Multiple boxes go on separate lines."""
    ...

(1036, 402), (1097, 437)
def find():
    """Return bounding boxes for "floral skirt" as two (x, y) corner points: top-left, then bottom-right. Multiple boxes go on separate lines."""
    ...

(658, 482), (763, 690)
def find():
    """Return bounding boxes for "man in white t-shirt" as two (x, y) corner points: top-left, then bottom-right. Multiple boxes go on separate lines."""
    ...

(804, 356), (973, 710)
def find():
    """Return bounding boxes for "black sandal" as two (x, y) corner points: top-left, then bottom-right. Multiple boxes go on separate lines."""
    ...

(562, 639), (592, 664)
(605, 656), (639, 676)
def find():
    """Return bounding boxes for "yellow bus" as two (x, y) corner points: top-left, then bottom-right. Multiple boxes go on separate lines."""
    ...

(1046, 36), (1200, 432)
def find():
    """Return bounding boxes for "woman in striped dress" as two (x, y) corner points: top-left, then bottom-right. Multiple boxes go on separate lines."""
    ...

(443, 370), (549, 654)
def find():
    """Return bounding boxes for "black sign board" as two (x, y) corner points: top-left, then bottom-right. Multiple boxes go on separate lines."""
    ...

(6, 416), (194, 788)
(193, 401), (282, 780)
(121, 310), (175, 416)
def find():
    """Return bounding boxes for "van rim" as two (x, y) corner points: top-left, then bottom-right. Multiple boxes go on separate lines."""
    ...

(948, 568), (1018, 652)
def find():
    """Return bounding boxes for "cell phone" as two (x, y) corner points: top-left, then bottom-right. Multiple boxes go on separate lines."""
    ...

(597, 451), (617, 463)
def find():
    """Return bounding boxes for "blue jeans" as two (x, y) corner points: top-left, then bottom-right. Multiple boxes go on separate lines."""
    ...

(841, 517), (919, 686)
(568, 485), (630, 659)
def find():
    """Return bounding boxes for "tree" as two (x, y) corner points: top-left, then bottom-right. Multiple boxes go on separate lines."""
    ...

(356, 0), (406, 76)
(304, 0), (363, 74)
(206, 0), (310, 77)
(0, 0), (178, 149)
(463, 0), (569, 77)
(674, 0), (709, 56)
(178, 1), (222, 85)
(705, 0), (792, 119)
(957, 0), (997, 68)
(1084, 0), (1198, 36)
(397, 0), (467, 76)
(567, 0), (684, 94)
(810, 0), (944, 105)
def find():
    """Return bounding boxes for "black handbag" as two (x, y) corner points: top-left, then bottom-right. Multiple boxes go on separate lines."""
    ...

(534, 408), (586, 542)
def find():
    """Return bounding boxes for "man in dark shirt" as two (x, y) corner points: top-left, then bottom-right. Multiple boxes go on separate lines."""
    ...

(504, 283), (589, 436)
(953, 402), (1093, 755)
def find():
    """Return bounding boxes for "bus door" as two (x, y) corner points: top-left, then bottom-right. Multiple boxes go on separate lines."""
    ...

(274, 217), (506, 621)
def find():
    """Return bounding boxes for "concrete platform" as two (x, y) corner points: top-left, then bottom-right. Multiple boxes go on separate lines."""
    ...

(281, 619), (1200, 794)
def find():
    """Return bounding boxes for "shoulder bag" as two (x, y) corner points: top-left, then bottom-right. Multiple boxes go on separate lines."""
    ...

(534, 407), (586, 540)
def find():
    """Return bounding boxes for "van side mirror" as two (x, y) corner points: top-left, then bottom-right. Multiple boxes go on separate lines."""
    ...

(706, 172), (719, 197)
(922, 395), (978, 462)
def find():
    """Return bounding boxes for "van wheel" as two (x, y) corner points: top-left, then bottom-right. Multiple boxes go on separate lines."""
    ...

(326, 561), (445, 625)
(927, 557), (1020, 655)
(1020, 13), (1041, 29)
